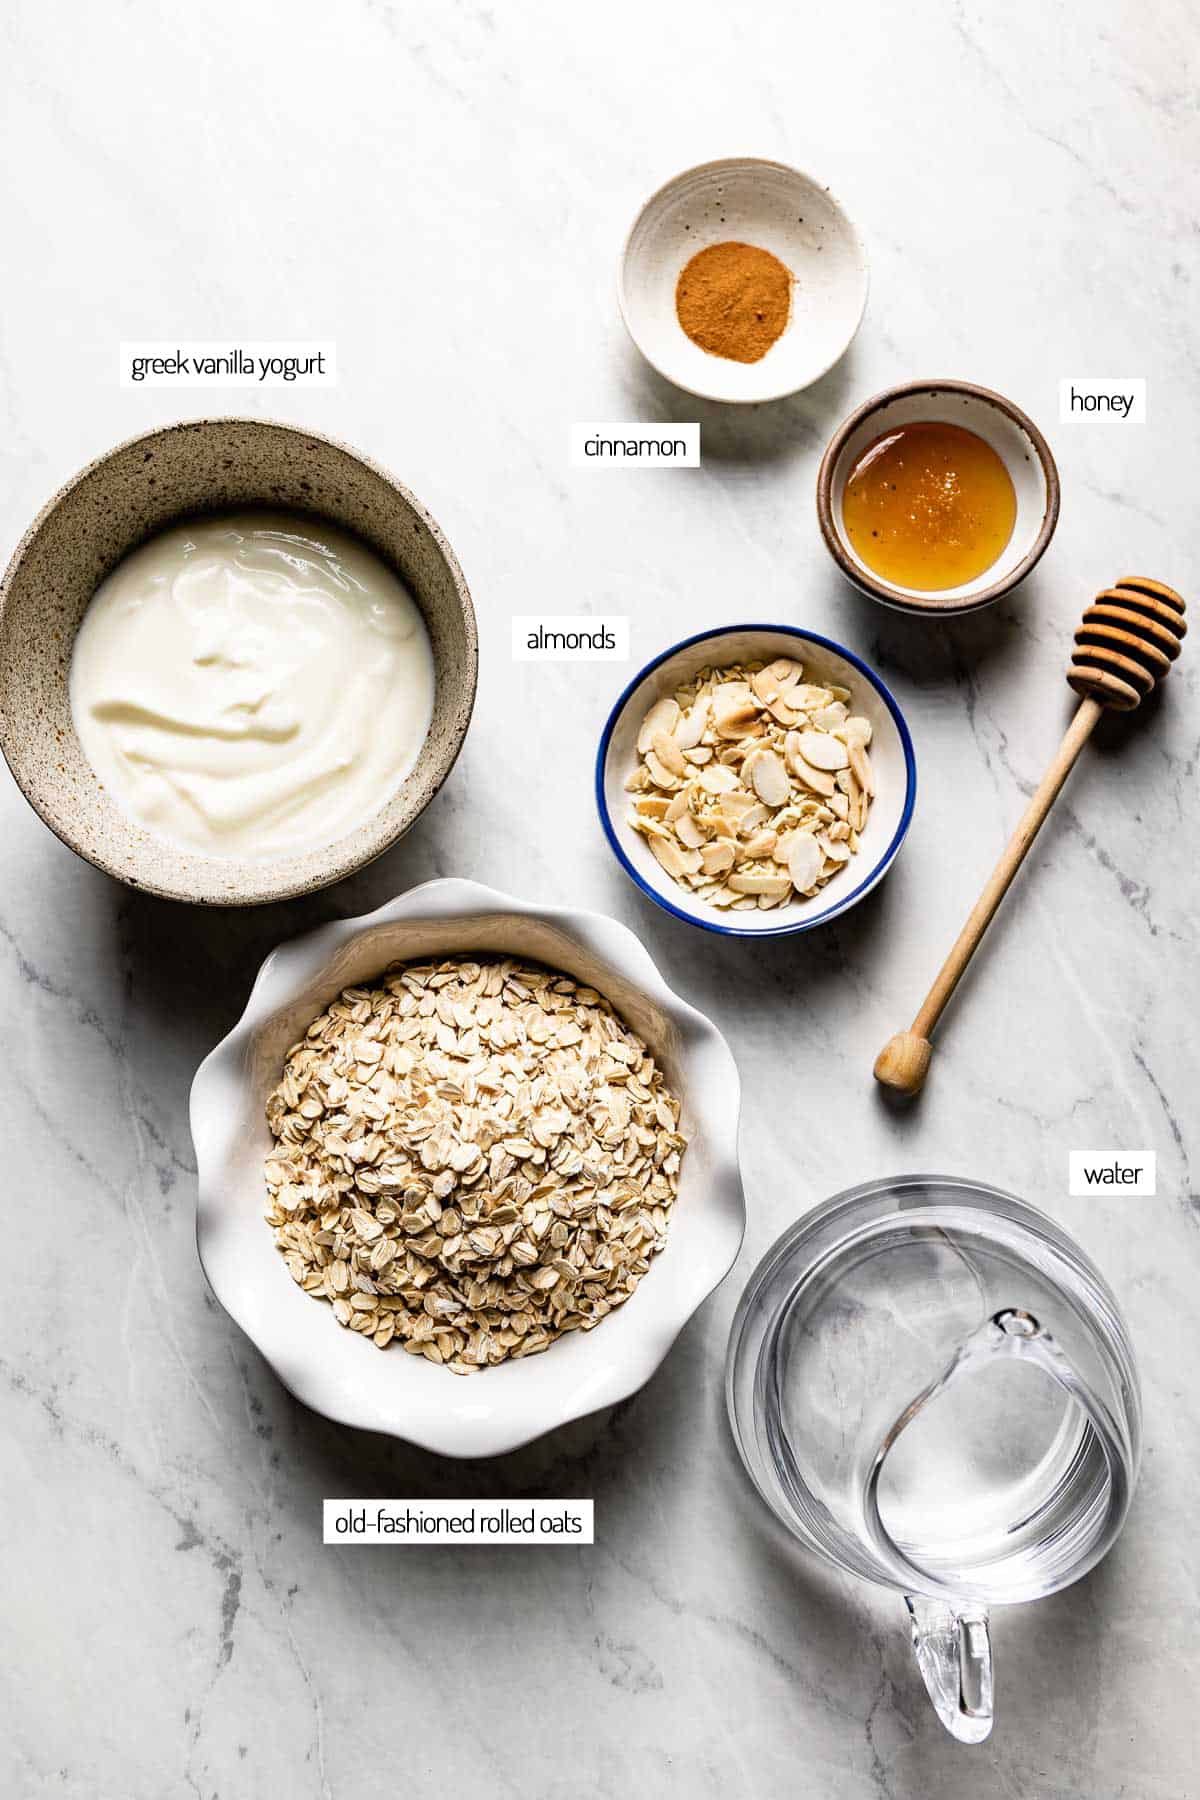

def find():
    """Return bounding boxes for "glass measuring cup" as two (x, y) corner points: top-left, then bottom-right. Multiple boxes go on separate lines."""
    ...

(725, 1175), (1141, 1742)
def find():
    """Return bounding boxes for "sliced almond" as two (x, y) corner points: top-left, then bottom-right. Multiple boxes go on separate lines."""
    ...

(683, 745), (713, 765)
(651, 730), (687, 777)
(794, 760), (837, 798)
(787, 832), (823, 894)
(793, 684), (833, 711)
(752, 662), (803, 715)
(637, 696), (680, 754)
(785, 732), (837, 796)
(751, 666), (783, 706)
(848, 740), (875, 797)
(649, 836), (700, 880)
(674, 697), (709, 750)
(700, 763), (740, 795)
(841, 715), (873, 747)
(736, 802), (769, 837)
(817, 832), (851, 863)
(644, 750), (681, 790)
(829, 790), (850, 821)
(635, 797), (669, 820)
(743, 829), (778, 858)
(719, 787), (759, 823)
(664, 786), (692, 824)
(699, 840), (736, 876)
(796, 730), (850, 772)
(812, 702), (848, 732)
(727, 872), (791, 898)
(750, 748), (790, 808)
(712, 683), (760, 738)
(675, 813), (708, 849)
(844, 773), (866, 833)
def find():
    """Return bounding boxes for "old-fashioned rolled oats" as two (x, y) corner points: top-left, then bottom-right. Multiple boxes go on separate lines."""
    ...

(625, 658), (876, 911)
(263, 957), (687, 1375)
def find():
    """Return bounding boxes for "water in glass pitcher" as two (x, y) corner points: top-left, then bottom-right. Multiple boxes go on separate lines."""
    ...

(768, 1218), (1128, 1604)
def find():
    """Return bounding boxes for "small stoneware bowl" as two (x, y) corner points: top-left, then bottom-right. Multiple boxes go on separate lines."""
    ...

(0, 418), (477, 905)
(596, 625), (916, 937)
(817, 380), (1060, 616)
(190, 877), (745, 1457)
(618, 157), (869, 404)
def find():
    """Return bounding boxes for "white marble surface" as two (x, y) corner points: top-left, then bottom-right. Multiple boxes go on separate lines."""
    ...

(1, 2), (1197, 1795)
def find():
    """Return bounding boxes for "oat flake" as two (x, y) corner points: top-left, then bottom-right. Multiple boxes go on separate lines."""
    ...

(264, 957), (687, 1375)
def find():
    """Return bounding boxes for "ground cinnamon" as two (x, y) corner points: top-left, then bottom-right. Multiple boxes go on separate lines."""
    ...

(675, 240), (792, 364)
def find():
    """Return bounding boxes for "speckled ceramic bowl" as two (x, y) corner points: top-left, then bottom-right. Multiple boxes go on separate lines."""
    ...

(817, 380), (1060, 616)
(0, 418), (477, 905)
(619, 157), (869, 404)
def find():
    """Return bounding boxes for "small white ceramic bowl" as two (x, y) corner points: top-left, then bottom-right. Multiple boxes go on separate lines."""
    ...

(190, 878), (744, 1458)
(618, 157), (869, 404)
(597, 626), (916, 938)
(817, 380), (1061, 616)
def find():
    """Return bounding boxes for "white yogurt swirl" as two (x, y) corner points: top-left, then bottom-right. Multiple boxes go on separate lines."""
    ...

(70, 510), (435, 859)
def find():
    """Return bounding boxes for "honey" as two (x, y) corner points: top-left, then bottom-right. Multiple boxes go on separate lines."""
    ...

(842, 421), (1017, 592)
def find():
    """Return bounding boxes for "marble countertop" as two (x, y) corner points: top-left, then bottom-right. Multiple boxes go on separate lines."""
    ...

(2, 1), (1196, 1795)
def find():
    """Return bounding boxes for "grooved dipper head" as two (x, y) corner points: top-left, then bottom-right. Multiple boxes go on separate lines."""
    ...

(1067, 577), (1186, 711)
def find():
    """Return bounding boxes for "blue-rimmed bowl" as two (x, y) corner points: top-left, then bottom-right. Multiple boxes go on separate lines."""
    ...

(596, 625), (916, 937)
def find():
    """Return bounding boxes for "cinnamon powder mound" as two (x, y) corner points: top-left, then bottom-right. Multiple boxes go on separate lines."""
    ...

(675, 240), (792, 364)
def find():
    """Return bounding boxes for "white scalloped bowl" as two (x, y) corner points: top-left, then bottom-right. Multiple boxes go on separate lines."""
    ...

(190, 878), (745, 1458)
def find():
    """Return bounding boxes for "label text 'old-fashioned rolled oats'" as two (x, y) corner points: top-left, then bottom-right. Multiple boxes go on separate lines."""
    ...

(570, 423), (700, 467)
(120, 341), (337, 387)
(324, 1500), (594, 1544)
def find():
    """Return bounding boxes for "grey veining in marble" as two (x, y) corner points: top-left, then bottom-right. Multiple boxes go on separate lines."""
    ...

(1, 1), (1197, 1796)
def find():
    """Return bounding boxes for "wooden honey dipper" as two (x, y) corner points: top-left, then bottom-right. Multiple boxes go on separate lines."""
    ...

(874, 577), (1187, 1096)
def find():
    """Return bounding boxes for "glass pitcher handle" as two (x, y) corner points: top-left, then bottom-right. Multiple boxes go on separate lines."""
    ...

(868, 1308), (1130, 1744)
(905, 1596), (993, 1743)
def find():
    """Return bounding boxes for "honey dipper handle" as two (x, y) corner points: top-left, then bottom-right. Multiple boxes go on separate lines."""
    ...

(874, 697), (1103, 1095)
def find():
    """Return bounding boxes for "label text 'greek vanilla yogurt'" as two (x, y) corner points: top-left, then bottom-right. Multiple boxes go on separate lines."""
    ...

(570, 423), (699, 467)
(512, 616), (629, 661)
(1069, 1151), (1156, 1195)
(119, 341), (337, 388)
(324, 1500), (594, 1544)
(1058, 378), (1146, 423)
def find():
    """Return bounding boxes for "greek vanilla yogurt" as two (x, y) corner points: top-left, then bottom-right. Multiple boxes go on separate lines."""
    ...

(69, 510), (435, 860)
